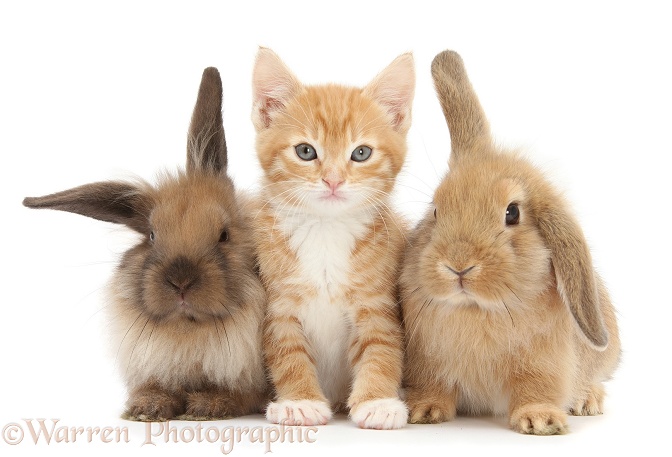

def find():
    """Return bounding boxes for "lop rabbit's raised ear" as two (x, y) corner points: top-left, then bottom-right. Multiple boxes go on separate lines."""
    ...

(23, 181), (151, 234)
(431, 50), (491, 164)
(187, 67), (227, 174)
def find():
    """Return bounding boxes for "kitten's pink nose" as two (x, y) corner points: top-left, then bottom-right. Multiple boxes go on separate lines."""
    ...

(323, 178), (344, 193)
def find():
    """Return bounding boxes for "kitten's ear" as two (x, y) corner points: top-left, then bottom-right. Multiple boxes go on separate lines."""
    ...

(252, 47), (302, 131)
(363, 53), (415, 133)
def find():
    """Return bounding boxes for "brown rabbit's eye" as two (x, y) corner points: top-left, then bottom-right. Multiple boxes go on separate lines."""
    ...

(434, 208), (437, 219)
(149, 231), (155, 242)
(506, 203), (520, 225)
(219, 230), (229, 243)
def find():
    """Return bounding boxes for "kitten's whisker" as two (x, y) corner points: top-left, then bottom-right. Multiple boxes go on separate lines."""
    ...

(353, 101), (375, 134)
(294, 103), (315, 135)
(363, 195), (391, 249)
(357, 110), (391, 134)
(254, 186), (305, 220)
(282, 112), (312, 133)
(271, 188), (308, 236)
(420, 135), (442, 181)
(359, 188), (409, 244)
(396, 169), (438, 195)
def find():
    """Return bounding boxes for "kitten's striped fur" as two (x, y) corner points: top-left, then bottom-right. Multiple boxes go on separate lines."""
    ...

(251, 48), (414, 429)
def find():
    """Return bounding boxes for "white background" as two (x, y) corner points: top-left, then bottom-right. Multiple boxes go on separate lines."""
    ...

(1, 1), (670, 456)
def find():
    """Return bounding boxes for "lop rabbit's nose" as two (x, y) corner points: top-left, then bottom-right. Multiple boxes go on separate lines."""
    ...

(446, 265), (475, 277)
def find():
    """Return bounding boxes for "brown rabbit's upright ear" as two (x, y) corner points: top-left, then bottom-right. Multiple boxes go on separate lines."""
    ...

(431, 50), (492, 164)
(537, 205), (609, 350)
(251, 47), (302, 131)
(23, 181), (151, 234)
(362, 53), (415, 133)
(187, 67), (227, 175)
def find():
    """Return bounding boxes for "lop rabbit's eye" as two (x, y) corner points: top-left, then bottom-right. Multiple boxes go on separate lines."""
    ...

(351, 145), (372, 162)
(506, 203), (520, 225)
(219, 230), (229, 243)
(149, 231), (155, 242)
(295, 143), (317, 161)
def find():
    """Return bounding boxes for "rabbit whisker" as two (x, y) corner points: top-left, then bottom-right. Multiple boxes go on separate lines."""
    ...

(213, 315), (231, 357)
(116, 311), (144, 366)
(126, 316), (152, 377)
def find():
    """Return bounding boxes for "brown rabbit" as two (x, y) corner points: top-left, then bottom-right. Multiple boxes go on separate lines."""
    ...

(401, 50), (621, 435)
(23, 67), (267, 421)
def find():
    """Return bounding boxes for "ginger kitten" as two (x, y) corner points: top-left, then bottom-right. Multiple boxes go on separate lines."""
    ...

(251, 48), (414, 429)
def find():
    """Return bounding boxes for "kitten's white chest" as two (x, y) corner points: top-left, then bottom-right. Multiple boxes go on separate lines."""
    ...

(281, 212), (369, 404)
(284, 213), (368, 292)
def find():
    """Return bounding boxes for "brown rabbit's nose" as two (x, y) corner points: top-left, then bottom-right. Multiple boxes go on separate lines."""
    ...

(165, 256), (199, 294)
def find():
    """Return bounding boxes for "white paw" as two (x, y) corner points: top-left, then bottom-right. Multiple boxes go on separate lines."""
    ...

(265, 399), (332, 426)
(350, 397), (408, 430)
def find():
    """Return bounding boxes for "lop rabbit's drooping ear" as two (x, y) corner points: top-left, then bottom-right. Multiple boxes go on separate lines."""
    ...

(431, 50), (608, 349)
(536, 206), (608, 348)
(187, 66), (227, 174)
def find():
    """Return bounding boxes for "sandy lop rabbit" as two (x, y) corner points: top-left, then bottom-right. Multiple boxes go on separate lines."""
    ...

(23, 67), (267, 421)
(401, 50), (621, 435)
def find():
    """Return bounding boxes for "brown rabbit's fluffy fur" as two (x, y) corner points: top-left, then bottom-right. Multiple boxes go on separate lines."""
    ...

(401, 51), (620, 435)
(107, 171), (267, 421)
(23, 68), (268, 421)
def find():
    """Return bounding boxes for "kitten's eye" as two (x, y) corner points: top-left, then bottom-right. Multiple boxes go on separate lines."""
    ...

(505, 203), (520, 225)
(295, 143), (317, 161)
(351, 145), (372, 162)
(149, 231), (155, 242)
(219, 230), (229, 243)
(434, 208), (437, 219)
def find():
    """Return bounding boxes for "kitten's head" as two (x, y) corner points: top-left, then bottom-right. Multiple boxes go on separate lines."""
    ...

(252, 48), (415, 215)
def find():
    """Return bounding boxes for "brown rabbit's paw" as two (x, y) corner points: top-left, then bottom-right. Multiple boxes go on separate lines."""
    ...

(570, 384), (604, 416)
(123, 391), (183, 422)
(184, 391), (237, 420)
(510, 404), (568, 435)
(409, 401), (456, 424)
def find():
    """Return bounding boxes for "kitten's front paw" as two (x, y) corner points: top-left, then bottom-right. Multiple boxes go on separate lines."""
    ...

(266, 399), (332, 426)
(510, 403), (568, 435)
(350, 397), (408, 430)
